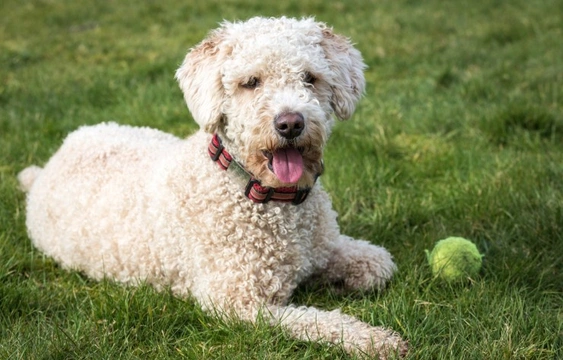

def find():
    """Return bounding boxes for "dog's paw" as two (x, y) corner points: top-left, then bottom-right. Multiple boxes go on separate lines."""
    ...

(346, 326), (408, 359)
(339, 239), (397, 291)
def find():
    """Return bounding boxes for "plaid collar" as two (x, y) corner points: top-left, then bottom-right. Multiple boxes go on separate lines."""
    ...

(208, 133), (319, 205)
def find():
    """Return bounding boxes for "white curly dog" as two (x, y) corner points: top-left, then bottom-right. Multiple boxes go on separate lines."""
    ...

(19, 17), (407, 358)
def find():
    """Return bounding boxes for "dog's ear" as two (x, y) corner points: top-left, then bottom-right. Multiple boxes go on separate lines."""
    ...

(176, 31), (229, 133)
(320, 28), (366, 120)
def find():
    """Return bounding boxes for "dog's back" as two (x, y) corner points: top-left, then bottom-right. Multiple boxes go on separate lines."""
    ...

(19, 122), (187, 283)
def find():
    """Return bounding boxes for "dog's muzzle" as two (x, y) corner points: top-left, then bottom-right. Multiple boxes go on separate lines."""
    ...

(208, 133), (321, 205)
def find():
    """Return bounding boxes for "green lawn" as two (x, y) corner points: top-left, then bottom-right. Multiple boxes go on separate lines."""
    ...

(1, 0), (562, 359)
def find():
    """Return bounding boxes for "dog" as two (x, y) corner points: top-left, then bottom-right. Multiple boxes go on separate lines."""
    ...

(18, 17), (407, 358)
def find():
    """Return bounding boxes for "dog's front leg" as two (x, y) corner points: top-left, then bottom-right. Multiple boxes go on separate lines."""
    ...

(308, 189), (397, 292)
(320, 235), (397, 292)
(204, 298), (406, 358)
(265, 304), (407, 358)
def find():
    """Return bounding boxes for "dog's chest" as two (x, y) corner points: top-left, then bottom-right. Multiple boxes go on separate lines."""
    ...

(207, 202), (319, 271)
(218, 202), (318, 263)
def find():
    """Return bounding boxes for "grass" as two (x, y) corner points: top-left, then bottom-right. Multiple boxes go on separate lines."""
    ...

(1, 0), (561, 358)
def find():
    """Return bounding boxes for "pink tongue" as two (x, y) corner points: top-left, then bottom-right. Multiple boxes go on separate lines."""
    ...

(272, 148), (303, 184)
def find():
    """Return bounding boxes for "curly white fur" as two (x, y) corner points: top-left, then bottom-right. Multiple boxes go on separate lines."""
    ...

(19, 17), (407, 358)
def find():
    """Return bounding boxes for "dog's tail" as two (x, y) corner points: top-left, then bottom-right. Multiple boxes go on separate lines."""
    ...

(18, 165), (43, 192)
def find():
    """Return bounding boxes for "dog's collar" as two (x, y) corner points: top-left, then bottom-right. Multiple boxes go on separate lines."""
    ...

(208, 133), (319, 205)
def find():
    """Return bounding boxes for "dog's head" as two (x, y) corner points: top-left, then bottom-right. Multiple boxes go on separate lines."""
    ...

(176, 17), (366, 188)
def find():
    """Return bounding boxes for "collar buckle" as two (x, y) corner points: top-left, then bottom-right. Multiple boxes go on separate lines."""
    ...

(292, 188), (310, 205)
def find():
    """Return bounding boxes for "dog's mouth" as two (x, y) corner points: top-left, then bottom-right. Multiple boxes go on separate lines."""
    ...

(263, 146), (305, 184)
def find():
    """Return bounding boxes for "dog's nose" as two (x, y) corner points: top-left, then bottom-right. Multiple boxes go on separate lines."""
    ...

(274, 112), (305, 139)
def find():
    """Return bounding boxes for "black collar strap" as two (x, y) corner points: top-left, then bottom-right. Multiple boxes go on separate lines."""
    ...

(208, 133), (315, 205)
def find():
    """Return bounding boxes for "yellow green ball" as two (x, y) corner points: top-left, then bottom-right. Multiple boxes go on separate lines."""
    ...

(425, 237), (483, 282)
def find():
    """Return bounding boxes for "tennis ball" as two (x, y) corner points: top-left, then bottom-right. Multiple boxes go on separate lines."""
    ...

(425, 237), (483, 282)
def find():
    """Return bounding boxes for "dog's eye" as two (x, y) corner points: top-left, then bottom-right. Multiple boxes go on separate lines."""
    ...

(241, 77), (260, 89)
(303, 72), (316, 85)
